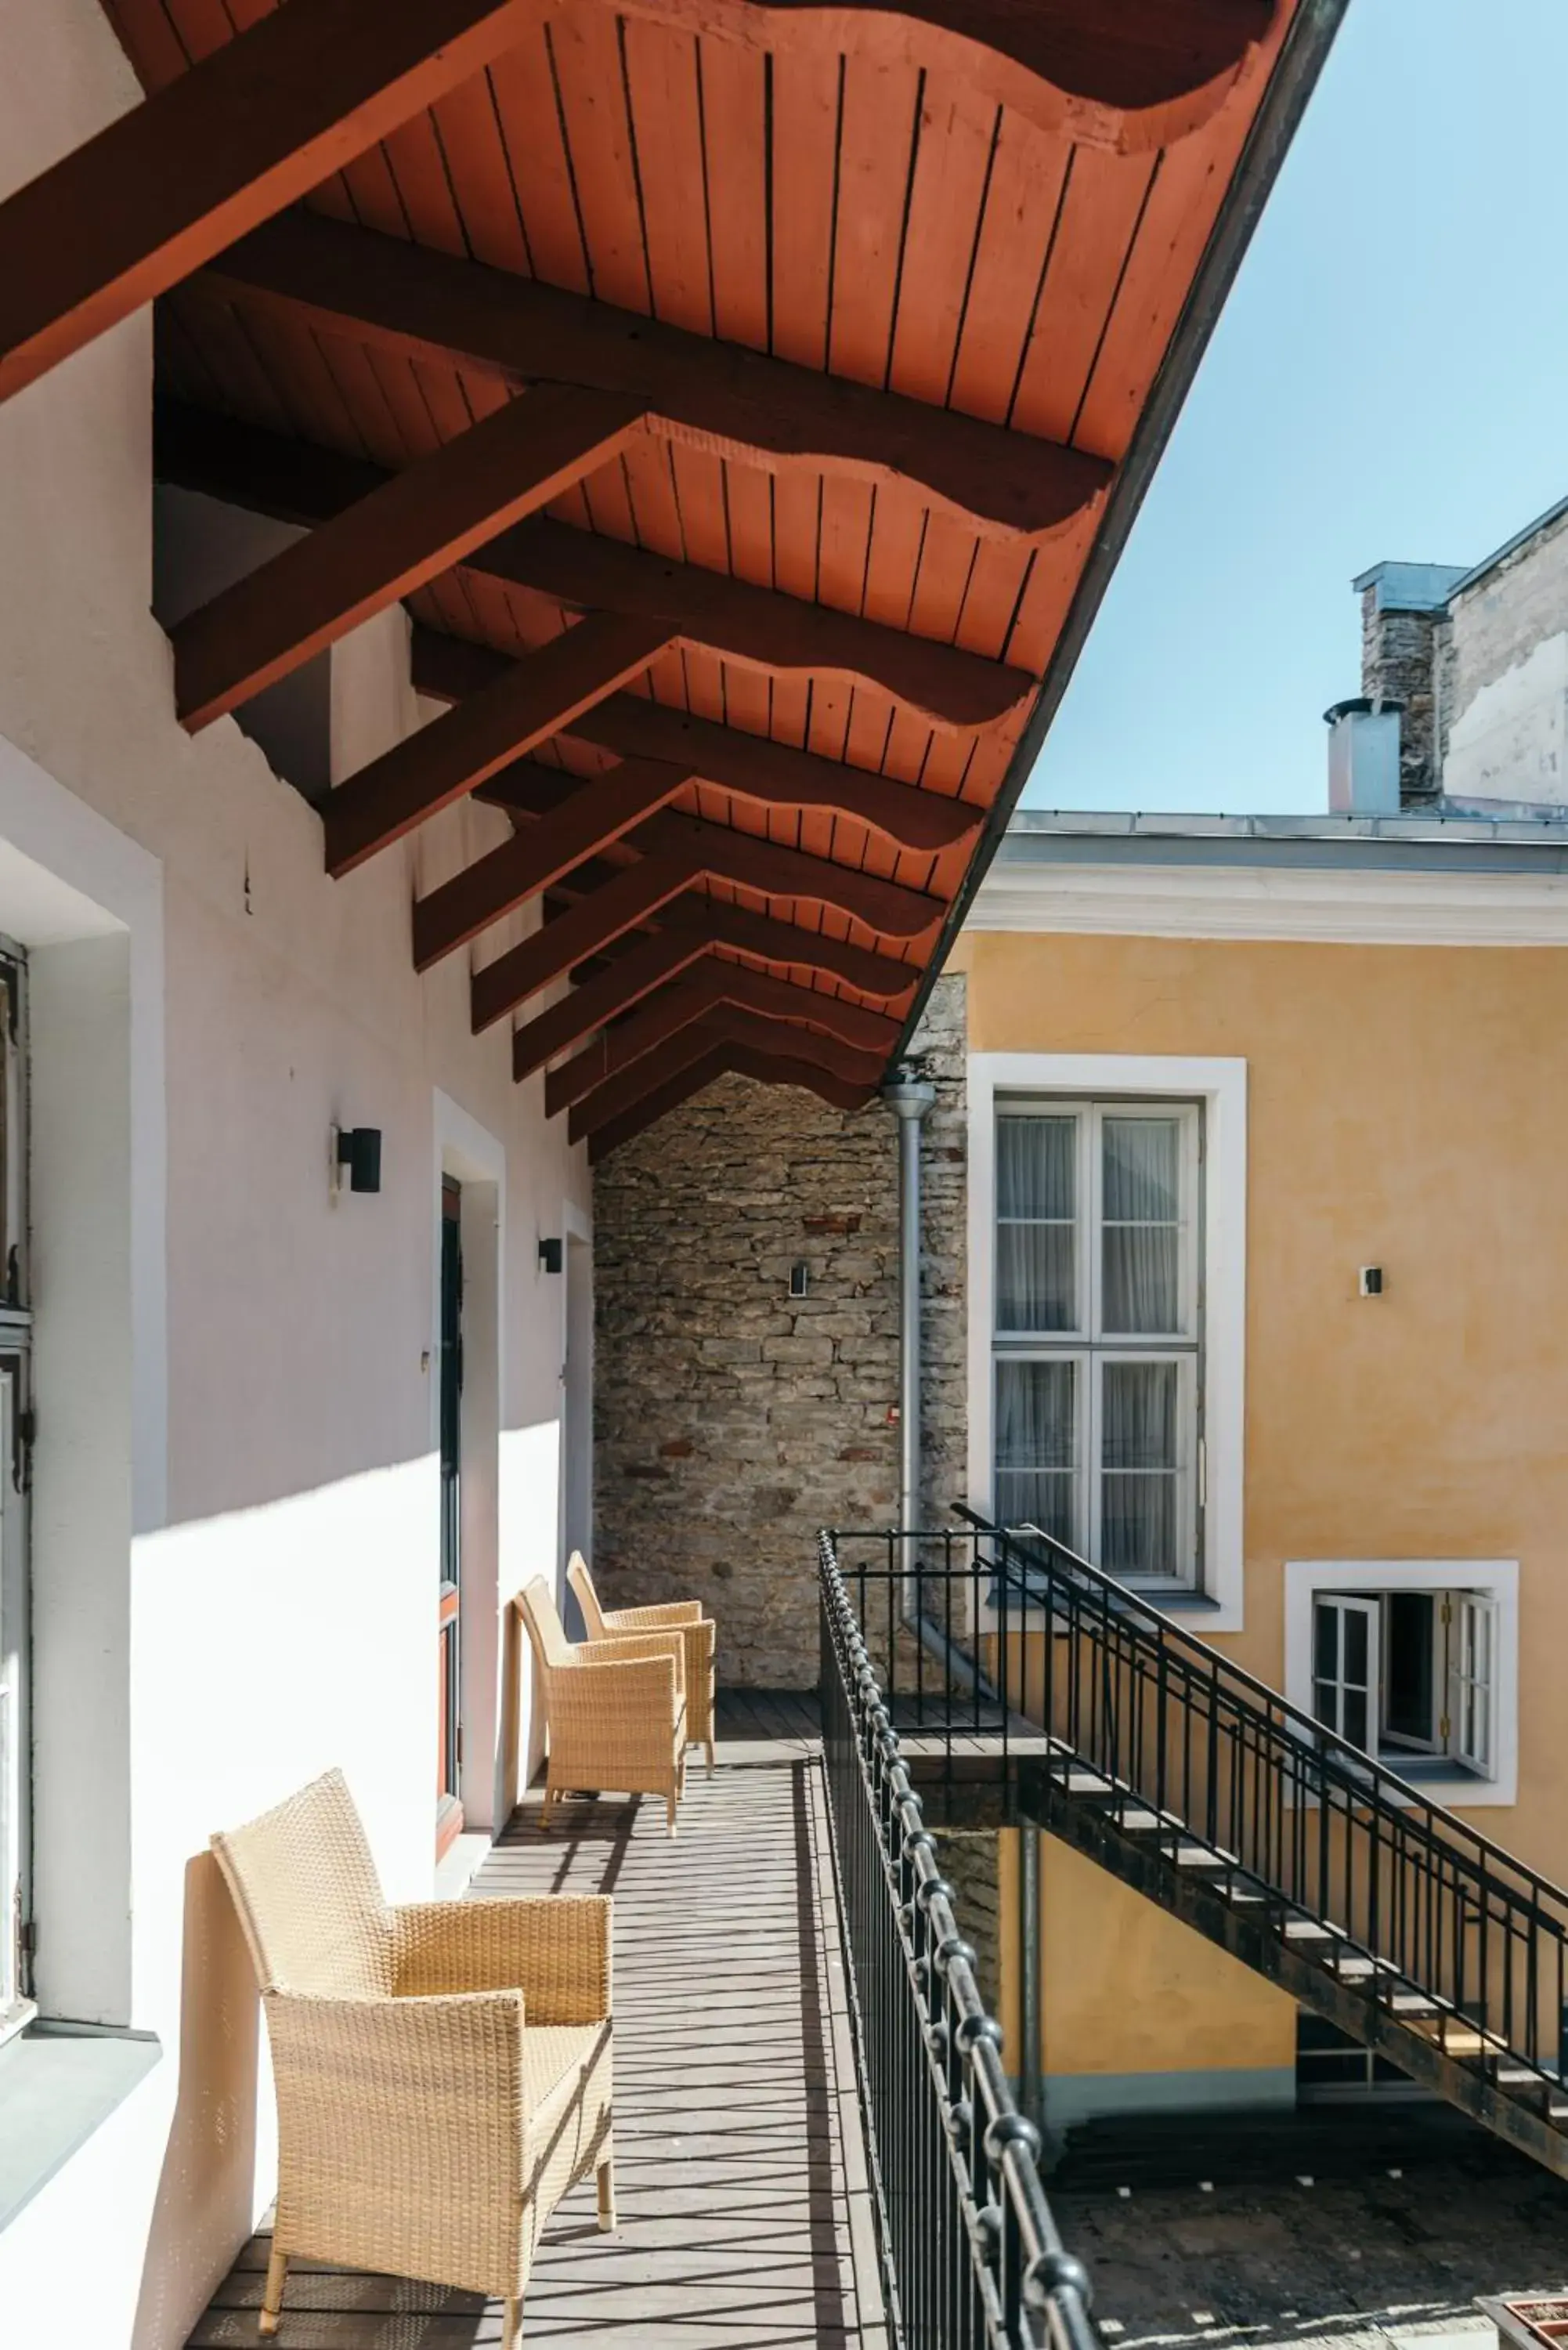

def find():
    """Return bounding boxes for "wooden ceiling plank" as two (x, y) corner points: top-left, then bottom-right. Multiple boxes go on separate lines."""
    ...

(380, 115), (470, 259)
(172, 386), (648, 728)
(621, 434), (689, 564)
(429, 73), (533, 275)
(413, 756), (695, 968)
(622, 22), (715, 336)
(1010, 147), (1158, 443)
(103, 0), (193, 92)
(486, 30), (593, 292)
(947, 121), (1071, 428)
(512, 927), (703, 1082)
(827, 57), (924, 392)
(768, 49), (840, 374)
(886, 79), (1000, 408)
(0, 0), (543, 404)
(585, 1043), (734, 1162)
(547, 8), (654, 316)
(695, 38), (768, 352)
(325, 610), (670, 876)
(203, 212), (1113, 542)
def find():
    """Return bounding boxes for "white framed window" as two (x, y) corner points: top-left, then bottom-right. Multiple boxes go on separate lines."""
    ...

(971, 1059), (1248, 1612)
(1284, 1561), (1517, 1805)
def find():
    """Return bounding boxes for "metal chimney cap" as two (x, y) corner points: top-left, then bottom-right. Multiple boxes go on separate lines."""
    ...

(1323, 695), (1406, 727)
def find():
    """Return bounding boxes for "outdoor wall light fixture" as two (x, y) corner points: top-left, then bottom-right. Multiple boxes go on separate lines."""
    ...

(538, 1237), (563, 1274)
(331, 1124), (382, 1195)
(1359, 1265), (1384, 1296)
(789, 1262), (810, 1299)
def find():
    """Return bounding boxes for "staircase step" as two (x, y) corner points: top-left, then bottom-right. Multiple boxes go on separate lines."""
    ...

(1496, 2066), (1548, 2088)
(1284, 1918), (1346, 1943)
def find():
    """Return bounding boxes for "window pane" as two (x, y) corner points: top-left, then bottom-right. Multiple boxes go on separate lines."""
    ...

(1343, 1607), (1368, 1688)
(997, 1117), (1077, 1330)
(1103, 1226), (1179, 1333)
(1102, 1115), (1183, 1333)
(1102, 1361), (1178, 1468)
(999, 1116), (1075, 1217)
(1100, 1362), (1181, 1578)
(995, 1360), (1077, 1544)
(1343, 1688), (1369, 1751)
(1100, 1470), (1176, 1578)
(1313, 1679), (1339, 1733)
(1103, 1116), (1180, 1220)
(1314, 1603), (1339, 1684)
(996, 1225), (1075, 1332)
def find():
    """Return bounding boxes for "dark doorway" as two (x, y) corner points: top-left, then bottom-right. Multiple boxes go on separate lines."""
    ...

(438, 1175), (463, 1856)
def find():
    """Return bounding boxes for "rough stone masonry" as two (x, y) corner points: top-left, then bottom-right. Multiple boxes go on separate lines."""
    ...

(591, 974), (967, 1687)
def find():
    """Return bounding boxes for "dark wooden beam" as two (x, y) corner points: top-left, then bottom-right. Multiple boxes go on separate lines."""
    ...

(324, 614), (669, 877)
(568, 1007), (883, 1143)
(471, 519), (1031, 732)
(173, 389), (647, 729)
(200, 212), (1112, 543)
(470, 817), (941, 1030)
(153, 404), (1021, 757)
(0, 0), (534, 404)
(545, 957), (901, 1116)
(510, 902), (918, 1084)
(412, 757), (693, 971)
(565, 699), (979, 856)
(404, 620), (981, 854)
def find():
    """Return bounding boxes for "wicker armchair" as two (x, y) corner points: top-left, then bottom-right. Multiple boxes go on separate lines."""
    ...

(568, 1551), (717, 1777)
(518, 1575), (687, 1835)
(211, 1768), (613, 2349)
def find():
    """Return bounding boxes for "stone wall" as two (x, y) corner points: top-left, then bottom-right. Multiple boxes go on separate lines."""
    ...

(1360, 588), (1445, 804)
(591, 974), (967, 1687)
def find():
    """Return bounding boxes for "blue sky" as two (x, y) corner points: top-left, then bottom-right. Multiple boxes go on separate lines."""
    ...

(1024, 0), (1568, 816)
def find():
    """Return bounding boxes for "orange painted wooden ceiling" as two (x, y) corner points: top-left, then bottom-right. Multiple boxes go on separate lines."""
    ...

(103, 0), (1300, 1123)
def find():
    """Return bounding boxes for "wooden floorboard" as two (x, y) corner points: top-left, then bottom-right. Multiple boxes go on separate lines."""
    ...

(186, 1719), (885, 2350)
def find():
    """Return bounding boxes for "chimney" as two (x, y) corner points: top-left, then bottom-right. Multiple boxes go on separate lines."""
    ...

(1352, 561), (1466, 804)
(1324, 696), (1402, 815)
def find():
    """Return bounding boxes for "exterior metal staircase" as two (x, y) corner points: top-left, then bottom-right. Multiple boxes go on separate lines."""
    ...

(952, 1515), (1568, 2177)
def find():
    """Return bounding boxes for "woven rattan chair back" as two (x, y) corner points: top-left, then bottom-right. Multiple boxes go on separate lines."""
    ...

(518, 1575), (574, 1673)
(565, 1553), (609, 1640)
(211, 1767), (396, 1998)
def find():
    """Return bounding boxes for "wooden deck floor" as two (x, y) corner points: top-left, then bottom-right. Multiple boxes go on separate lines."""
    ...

(186, 1697), (886, 2348)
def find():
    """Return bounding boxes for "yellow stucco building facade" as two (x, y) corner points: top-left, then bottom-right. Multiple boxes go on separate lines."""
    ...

(959, 817), (1568, 2130)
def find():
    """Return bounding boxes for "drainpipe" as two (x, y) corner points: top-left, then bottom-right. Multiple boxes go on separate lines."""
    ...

(1020, 1821), (1042, 2130)
(883, 1072), (937, 1542)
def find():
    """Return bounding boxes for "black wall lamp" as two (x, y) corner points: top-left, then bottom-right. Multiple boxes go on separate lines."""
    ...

(331, 1124), (382, 1195)
(539, 1237), (563, 1274)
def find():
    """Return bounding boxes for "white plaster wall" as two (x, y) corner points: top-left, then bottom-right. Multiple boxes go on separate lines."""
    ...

(1443, 511), (1568, 806)
(0, 1), (591, 2339)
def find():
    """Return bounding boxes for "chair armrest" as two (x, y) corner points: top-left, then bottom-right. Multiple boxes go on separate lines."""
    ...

(603, 1600), (704, 1630)
(266, 1985), (525, 2164)
(391, 1896), (611, 2020)
(573, 1629), (686, 1705)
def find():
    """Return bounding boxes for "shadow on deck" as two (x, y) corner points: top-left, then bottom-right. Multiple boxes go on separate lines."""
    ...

(185, 1693), (885, 2348)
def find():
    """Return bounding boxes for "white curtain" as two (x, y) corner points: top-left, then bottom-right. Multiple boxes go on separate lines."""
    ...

(995, 1358), (1075, 1541)
(1099, 1360), (1178, 1576)
(1101, 1116), (1180, 1334)
(995, 1115), (1075, 1331)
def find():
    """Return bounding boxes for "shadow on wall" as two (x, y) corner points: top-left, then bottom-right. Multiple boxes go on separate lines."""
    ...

(131, 1855), (258, 2350)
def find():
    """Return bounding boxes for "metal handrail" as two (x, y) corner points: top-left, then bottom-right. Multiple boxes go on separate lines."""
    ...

(818, 1528), (1099, 2350)
(952, 1509), (1568, 2088)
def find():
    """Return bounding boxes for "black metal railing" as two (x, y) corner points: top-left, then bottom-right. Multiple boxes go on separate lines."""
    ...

(940, 1509), (1568, 2095)
(818, 1529), (1099, 2350)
